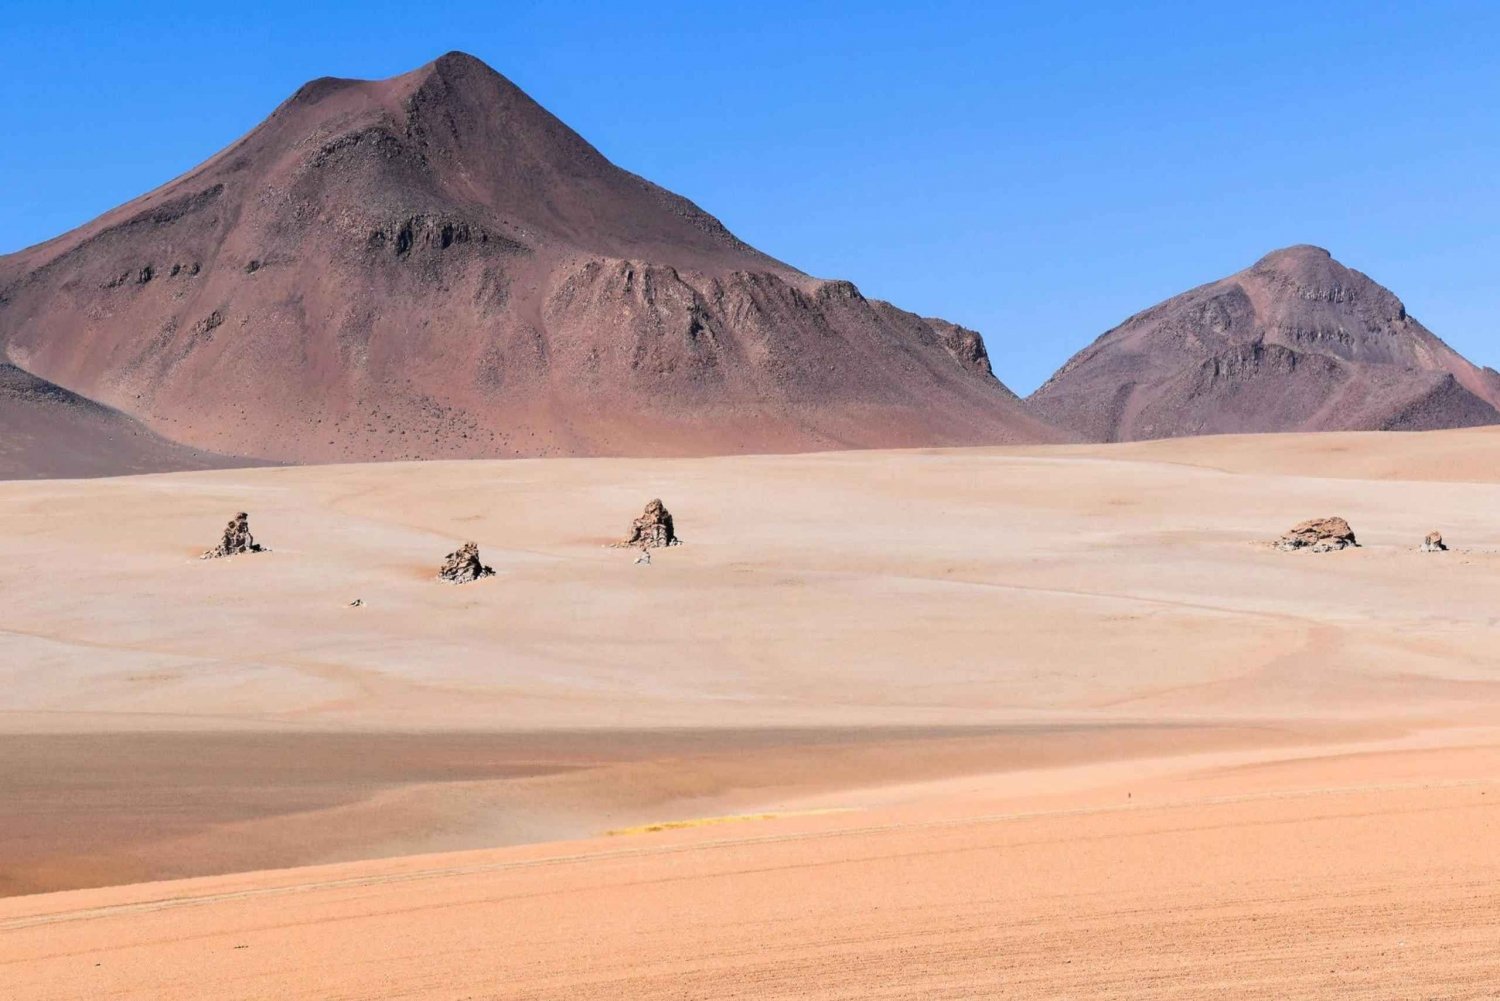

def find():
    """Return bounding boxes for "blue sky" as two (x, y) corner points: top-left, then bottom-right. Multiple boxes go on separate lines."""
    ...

(4, 2), (1498, 393)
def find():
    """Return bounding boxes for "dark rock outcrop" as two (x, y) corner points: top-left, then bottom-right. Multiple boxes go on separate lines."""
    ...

(1276, 516), (1358, 553)
(201, 512), (266, 559)
(438, 541), (494, 583)
(616, 498), (679, 549)
(1421, 530), (1448, 552)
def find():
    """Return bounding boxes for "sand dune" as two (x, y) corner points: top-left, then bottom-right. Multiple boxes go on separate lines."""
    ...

(2, 736), (1495, 999)
(2, 428), (1499, 995)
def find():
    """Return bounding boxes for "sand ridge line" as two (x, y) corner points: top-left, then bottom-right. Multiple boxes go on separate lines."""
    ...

(5, 769), (1493, 934)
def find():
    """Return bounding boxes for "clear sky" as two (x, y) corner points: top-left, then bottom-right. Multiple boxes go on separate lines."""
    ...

(5, 2), (1498, 393)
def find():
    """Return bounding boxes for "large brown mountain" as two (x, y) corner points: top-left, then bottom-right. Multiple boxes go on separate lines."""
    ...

(1029, 245), (1500, 442)
(0, 52), (1058, 464)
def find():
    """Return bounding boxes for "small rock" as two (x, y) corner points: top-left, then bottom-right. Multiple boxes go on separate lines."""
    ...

(348, 598), (365, 607)
(1276, 516), (1357, 552)
(438, 541), (494, 583)
(634, 549), (651, 566)
(1421, 530), (1447, 552)
(614, 498), (680, 549)
(201, 512), (267, 559)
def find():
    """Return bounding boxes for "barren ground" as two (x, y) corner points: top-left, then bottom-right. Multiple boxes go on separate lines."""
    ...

(2, 429), (1498, 997)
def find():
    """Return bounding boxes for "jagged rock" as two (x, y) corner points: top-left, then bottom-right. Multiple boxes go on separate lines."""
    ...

(614, 498), (679, 549)
(635, 550), (652, 566)
(1421, 530), (1448, 552)
(438, 541), (494, 583)
(200, 512), (266, 559)
(1276, 516), (1358, 552)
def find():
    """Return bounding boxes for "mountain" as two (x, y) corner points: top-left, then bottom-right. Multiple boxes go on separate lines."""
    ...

(0, 363), (250, 479)
(1028, 245), (1500, 442)
(0, 52), (1058, 464)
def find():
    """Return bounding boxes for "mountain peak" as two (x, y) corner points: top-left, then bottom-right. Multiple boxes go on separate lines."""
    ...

(1242, 244), (1409, 322)
(279, 51), (513, 116)
(1248, 244), (1346, 283)
(1254, 244), (1332, 267)
(409, 50), (517, 93)
(1030, 248), (1500, 441)
(431, 49), (490, 71)
(0, 54), (1056, 466)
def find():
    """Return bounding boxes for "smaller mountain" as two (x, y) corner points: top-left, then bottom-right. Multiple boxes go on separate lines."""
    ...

(1029, 246), (1500, 442)
(0, 363), (249, 479)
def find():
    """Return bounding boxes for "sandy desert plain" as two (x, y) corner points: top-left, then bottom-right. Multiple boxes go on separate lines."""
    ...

(1, 428), (1499, 998)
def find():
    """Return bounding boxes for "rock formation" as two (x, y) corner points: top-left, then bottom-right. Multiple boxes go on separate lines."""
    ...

(0, 52), (1061, 465)
(616, 499), (678, 549)
(1421, 531), (1448, 552)
(200, 512), (266, 559)
(1030, 246), (1500, 441)
(1276, 517), (1358, 553)
(438, 541), (494, 583)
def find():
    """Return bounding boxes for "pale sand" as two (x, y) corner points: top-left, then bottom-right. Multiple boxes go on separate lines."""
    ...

(2, 428), (1498, 995)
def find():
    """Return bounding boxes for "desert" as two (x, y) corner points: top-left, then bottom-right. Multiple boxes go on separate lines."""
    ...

(4, 13), (1500, 999)
(2, 429), (1498, 997)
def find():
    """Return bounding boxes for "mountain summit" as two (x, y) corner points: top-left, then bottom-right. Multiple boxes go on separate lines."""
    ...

(0, 52), (1057, 463)
(1028, 245), (1500, 441)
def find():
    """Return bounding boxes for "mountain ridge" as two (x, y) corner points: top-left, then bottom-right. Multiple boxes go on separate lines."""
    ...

(1028, 244), (1500, 441)
(0, 51), (1058, 465)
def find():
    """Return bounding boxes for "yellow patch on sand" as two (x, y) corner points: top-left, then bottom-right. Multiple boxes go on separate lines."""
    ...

(606, 808), (853, 836)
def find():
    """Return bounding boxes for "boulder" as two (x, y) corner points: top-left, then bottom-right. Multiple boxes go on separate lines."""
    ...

(615, 498), (679, 549)
(438, 541), (494, 583)
(1276, 516), (1358, 552)
(200, 512), (266, 559)
(1421, 530), (1448, 552)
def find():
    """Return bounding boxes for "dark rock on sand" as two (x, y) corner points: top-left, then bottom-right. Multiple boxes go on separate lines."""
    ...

(1276, 516), (1358, 553)
(438, 541), (494, 583)
(616, 498), (679, 549)
(201, 512), (266, 559)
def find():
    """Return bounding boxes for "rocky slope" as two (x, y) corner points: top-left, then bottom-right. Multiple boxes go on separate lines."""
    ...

(0, 363), (248, 479)
(0, 52), (1057, 463)
(1029, 246), (1500, 441)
